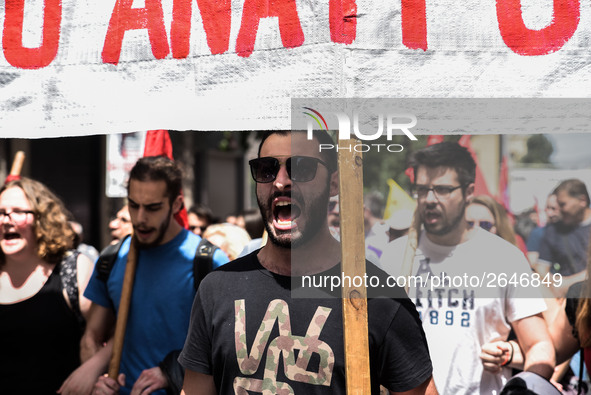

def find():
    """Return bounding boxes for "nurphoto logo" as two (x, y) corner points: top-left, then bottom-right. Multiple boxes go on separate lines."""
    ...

(303, 107), (417, 153)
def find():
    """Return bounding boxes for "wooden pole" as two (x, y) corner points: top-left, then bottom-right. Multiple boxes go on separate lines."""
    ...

(9, 151), (25, 177)
(338, 138), (371, 394)
(108, 236), (139, 379)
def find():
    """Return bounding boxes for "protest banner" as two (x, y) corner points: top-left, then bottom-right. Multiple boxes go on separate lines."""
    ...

(0, 1), (589, 136)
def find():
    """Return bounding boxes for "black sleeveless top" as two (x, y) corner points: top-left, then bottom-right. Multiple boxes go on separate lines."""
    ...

(0, 264), (82, 394)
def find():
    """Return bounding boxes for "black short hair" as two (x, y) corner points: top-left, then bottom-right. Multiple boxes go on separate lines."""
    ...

(257, 130), (337, 173)
(554, 179), (590, 206)
(188, 204), (215, 225)
(409, 142), (475, 188)
(128, 156), (183, 204)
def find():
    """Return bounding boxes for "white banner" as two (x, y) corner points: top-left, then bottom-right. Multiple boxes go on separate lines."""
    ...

(0, 0), (589, 137)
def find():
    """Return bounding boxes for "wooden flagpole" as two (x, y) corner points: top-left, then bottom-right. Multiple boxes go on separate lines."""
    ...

(9, 151), (25, 178)
(108, 235), (139, 378)
(338, 138), (371, 394)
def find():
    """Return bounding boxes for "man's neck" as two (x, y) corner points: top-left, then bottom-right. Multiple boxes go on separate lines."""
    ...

(424, 220), (472, 247)
(257, 230), (341, 276)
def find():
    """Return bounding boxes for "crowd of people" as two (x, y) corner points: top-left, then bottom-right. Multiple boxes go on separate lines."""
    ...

(3, 131), (591, 394)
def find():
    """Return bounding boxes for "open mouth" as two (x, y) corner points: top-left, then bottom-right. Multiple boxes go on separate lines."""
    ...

(2, 231), (21, 241)
(424, 211), (441, 224)
(272, 199), (301, 231)
(134, 227), (155, 239)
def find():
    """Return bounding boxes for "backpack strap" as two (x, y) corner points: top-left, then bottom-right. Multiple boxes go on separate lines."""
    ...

(96, 235), (130, 283)
(193, 238), (219, 290)
(59, 250), (85, 329)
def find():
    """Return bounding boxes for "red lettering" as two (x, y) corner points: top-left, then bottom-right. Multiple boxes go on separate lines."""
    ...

(497, 0), (579, 56)
(171, 0), (231, 57)
(329, 0), (357, 44)
(236, 0), (304, 58)
(401, 0), (427, 50)
(3, 0), (61, 69)
(102, 0), (169, 65)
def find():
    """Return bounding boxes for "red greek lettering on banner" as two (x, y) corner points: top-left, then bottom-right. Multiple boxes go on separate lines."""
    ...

(171, 0), (231, 57)
(102, 0), (169, 65)
(3, 0), (61, 69)
(329, 0), (357, 44)
(401, 0), (427, 50)
(236, 0), (304, 58)
(497, 0), (580, 56)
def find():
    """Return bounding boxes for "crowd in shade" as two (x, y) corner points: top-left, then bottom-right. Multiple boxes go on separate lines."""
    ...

(4, 133), (591, 395)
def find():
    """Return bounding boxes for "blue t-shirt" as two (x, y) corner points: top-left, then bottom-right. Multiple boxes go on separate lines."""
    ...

(85, 229), (228, 394)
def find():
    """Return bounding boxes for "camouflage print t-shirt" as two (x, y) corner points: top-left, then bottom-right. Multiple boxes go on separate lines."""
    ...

(179, 251), (432, 394)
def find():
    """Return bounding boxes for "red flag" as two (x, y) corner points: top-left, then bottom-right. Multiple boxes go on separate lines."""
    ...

(143, 130), (189, 229)
(427, 135), (444, 146)
(496, 156), (510, 210)
(458, 135), (491, 197)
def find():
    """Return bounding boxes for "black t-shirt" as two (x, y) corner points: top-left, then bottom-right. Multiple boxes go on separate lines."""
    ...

(179, 251), (432, 394)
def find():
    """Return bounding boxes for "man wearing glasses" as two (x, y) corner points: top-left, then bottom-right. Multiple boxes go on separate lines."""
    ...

(179, 130), (436, 394)
(379, 142), (555, 394)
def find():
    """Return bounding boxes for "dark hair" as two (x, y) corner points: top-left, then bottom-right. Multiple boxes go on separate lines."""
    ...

(554, 179), (590, 207)
(241, 208), (265, 239)
(128, 156), (183, 204)
(188, 204), (215, 226)
(409, 142), (475, 189)
(257, 130), (338, 173)
(0, 178), (75, 265)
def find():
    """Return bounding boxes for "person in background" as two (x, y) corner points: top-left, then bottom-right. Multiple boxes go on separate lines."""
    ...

(0, 177), (94, 394)
(538, 179), (591, 298)
(187, 204), (215, 236)
(380, 142), (554, 394)
(109, 204), (133, 245)
(62, 156), (229, 395)
(465, 195), (518, 246)
(527, 193), (562, 272)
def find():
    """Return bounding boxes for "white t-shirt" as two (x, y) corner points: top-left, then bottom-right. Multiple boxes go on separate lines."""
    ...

(379, 228), (546, 395)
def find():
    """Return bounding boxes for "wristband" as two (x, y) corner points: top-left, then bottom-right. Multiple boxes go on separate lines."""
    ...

(500, 341), (514, 367)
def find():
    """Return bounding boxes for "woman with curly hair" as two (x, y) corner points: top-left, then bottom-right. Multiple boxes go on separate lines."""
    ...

(0, 177), (94, 394)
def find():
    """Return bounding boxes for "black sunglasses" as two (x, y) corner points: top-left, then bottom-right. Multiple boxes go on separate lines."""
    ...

(249, 156), (331, 183)
(467, 220), (494, 232)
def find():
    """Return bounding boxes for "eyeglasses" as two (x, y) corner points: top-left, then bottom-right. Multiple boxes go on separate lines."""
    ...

(412, 185), (462, 199)
(467, 220), (494, 232)
(0, 209), (35, 225)
(249, 156), (331, 183)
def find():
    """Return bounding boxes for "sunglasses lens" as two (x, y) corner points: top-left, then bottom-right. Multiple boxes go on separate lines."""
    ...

(289, 157), (318, 182)
(250, 158), (279, 183)
(480, 221), (494, 231)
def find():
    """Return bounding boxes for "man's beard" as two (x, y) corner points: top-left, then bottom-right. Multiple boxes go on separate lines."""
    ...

(423, 201), (466, 237)
(257, 185), (330, 249)
(134, 207), (172, 249)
